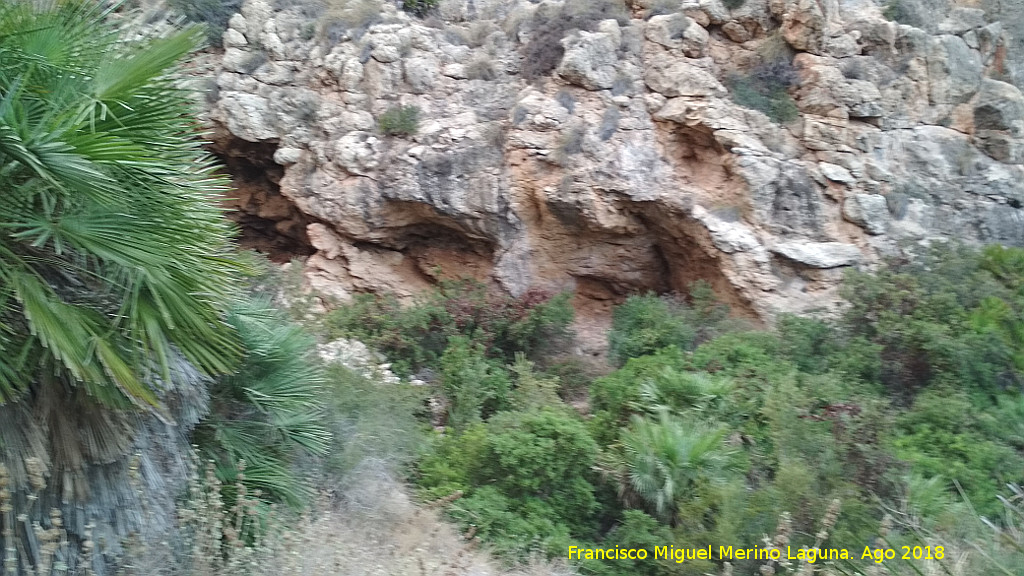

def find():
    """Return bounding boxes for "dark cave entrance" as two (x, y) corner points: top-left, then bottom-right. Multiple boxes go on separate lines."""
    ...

(208, 135), (316, 263)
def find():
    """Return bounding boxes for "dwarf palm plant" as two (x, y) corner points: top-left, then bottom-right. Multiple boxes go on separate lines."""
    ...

(604, 408), (733, 521)
(195, 298), (329, 508)
(0, 2), (242, 572)
(0, 1), (241, 409)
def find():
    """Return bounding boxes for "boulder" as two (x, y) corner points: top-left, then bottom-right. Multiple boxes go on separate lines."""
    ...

(644, 59), (726, 98)
(843, 194), (889, 235)
(927, 35), (983, 105)
(974, 79), (1024, 135)
(557, 31), (619, 90)
(780, 0), (825, 53)
(771, 241), (862, 267)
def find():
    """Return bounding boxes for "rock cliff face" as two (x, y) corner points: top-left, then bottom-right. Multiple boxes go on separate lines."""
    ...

(204, 0), (1024, 325)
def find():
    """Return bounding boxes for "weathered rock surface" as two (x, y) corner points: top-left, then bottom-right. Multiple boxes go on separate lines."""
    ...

(200, 0), (1024, 321)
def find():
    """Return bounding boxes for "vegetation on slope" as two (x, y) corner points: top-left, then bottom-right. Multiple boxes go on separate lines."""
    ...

(321, 245), (1024, 575)
(2, 4), (1024, 576)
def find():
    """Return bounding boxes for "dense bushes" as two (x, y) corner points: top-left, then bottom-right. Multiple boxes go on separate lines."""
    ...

(323, 280), (573, 376)
(324, 243), (1024, 575)
(607, 281), (732, 366)
(418, 405), (601, 558)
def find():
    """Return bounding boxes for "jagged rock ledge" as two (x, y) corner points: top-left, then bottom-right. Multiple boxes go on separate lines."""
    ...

(201, 0), (1024, 325)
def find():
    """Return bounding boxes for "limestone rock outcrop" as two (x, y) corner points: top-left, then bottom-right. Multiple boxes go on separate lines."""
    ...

(201, 0), (1024, 322)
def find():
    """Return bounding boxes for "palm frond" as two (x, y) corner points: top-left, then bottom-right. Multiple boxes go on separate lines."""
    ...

(617, 408), (732, 519)
(195, 298), (329, 508)
(0, 0), (243, 409)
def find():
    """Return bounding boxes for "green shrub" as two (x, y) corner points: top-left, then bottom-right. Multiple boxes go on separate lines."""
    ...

(588, 347), (687, 444)
(323, 281), (574, 376)
(776, 314), (837, 374)
(448, 486), (576, 558)
(579, 511), (675, 575)
(891, 388), (1024, 516)
(322, 291), (441, 376)
(607, 281), (730, 367)
(474, 408), (600, 532)
(839, 242), (1024, 398)
(729, 76), (799, 124)
(167, 0), (242, 45)
(832, 243), (1024, 513)
(727, 60), (800, 124)
(440, 335), (512, 429)
(608, 295), (695, 366)
(378, 104), (420, 136)
(418, 407), (601, 558)
(402, 0), (437, 17)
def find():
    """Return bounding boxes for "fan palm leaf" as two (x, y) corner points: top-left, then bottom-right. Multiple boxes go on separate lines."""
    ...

(195, 298), (329, 508)
(0, 0), (243, 408)
(617, 408), (732, 520)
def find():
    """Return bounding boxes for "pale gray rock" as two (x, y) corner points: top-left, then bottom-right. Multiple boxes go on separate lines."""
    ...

(371, 42), (402, 63)
(645, 13), (708, 57)
(974, 79), (1024, 136)
(771, 241), (862, 267)
(644, 59), (726, 97)
(937, 8), (986, 35)
(274, 146), (303, 165)
(819, 162), (854, 183)
(694, 206), (761, 253)
(403, 55), (439, 93)
(824, 33), (860, 58)
(843, 194), (889, 235)
(442, 63), (468, 79)
(927, 35), (983, 105)
(219, 92), (278, 141)
(202, 0), (1024, 326)
(332, 132), (383, 175)
(228, 12), (247, 35)
(738, 157), (826, 238)
(223, 28), (247, 48)
(557, 30), (619, 90)
(646, 14), (687, 47)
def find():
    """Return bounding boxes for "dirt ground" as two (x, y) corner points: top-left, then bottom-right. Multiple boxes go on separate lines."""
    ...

(264, 461), (577, 576)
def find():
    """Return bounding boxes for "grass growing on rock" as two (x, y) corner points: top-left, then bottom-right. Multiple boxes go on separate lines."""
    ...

(378, 105), (421, 136)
